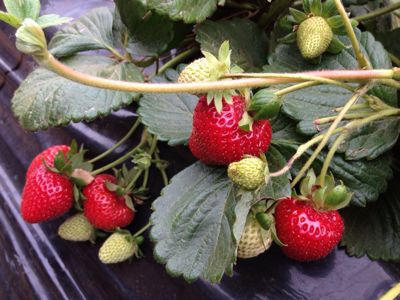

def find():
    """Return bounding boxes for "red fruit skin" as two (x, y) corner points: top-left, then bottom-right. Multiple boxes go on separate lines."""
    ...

(189, 95), (272, 165)
(274, 198), (344, 261)
(83, 174), (134, 231)
(21, 165), (74, 223)
(27, 145), (70, 178)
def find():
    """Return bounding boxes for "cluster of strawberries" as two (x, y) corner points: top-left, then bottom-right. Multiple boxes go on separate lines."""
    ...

(21, 145), (140, 263)
(178, 42), (349, 262)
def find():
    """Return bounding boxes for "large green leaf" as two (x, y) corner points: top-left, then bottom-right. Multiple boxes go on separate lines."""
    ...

(48, 7), (117, 58)
(115, 0), (175, 56)
(138, 70), (197, 146)
(12, 55), (143, 130)
(4, 0), (40, 21)
(150, 162), (252, 283)
(341, 173), (400, 261)
(268, 30), (399, 160)
(274, 142), (393, 206)
(147, 0), (220, 24)
(196, 19), (268, 71)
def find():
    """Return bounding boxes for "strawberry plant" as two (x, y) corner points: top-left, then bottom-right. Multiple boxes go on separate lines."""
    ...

(2, 0), (400, 292)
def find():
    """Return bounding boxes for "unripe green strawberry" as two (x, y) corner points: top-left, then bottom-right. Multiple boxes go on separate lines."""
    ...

(297, 16), (333, 59)
(228, 156), (266, 190)
(178, 58), (211, 83)
(99, 232), (136, 264)
(58, 213), (95, 242)
(237, 216), (272, 259)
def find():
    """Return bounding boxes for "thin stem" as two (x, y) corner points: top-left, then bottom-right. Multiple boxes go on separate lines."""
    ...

(107, 47), (125, 61)
(39, 53), (399, 94)
(158, 47), (199, 75)
(290, 85), (369, 188)
(124, 169), (143, 192)
(275, 81), (321, 96)
(88, 117), (142, 164)
(154, 151), (169, 186)
(318, 133), (348, 186)
(334, 102), (369, 112)
(354, 2), (400, 22)
(389, 52), (400, 67)
(377, 79), (400, 89)
(141, 169), (149, 189)
(91, 138), (147, 175)
(271, 107), (400, 178)
(132, 222), (152, 238)
(314, 111), (374, 125)
(334, 0), (370, 69)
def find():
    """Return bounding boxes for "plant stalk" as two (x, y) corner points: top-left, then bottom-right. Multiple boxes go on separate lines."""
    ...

(88, 117), (142, 164)
(318, 132), (348, 187)
(354, 2), (400, 22)
(334, 0), (370, 69)
(290, 85), (369, 187)
(158, 47), (199, 75)
(39, 53), (399, 94)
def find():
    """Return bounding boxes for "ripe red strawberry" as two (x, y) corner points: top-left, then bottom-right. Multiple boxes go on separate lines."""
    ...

(83, 174), (134, 231)
(21, 165), (74, 223)
(274, 197), (344, 261)
(27, 145), (70, 178)
(189, 95), (272, 165)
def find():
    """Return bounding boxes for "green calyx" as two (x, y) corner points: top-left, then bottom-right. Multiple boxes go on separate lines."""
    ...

(178, 41), (243, 113)
(278, 0), (358, 60)
(298, 169), (353, 210)
(248, 89), (282, 120)
(43, 140), (94, 186)
(15, 18), (49, 59)
(227, 156), (266, 190)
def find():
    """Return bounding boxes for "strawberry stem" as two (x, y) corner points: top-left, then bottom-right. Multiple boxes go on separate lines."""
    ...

(314, 111), (375, 125)
(318, 132), (348, 187)
(334, 0), (370, 69)
(91, 133), (148, 175)
(290, 85), (370, 188)
(157, 47), (199, 75)
(354, 2), (400, 23)
(132, 222), (152, 238)
(88, 117), (142, 164)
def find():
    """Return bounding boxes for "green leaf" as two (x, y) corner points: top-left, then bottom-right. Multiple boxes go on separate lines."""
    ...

(36, 14), (72, 28)
(274, 142), (393, 206)
(0, 11), (21, 28)
(4, 0), (40, 20)
(48, 7), (117, 58)
(196, 19), (268, 71)
(150, 162), (252, 283)
(147, 0), (220, 23)
(137, 72), (197, 146)
(341, 174), (400, 261)
(115, 0), (175, 56)
(258, 146), (291, 200)
(12, 55), (143, 131)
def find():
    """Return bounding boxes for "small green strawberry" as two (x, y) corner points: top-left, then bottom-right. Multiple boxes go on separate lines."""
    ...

(237, 215), (272, 259)
(177, 57), (211, 84)
(297, 16), (333, 59)
(99, 232), (142, 264)
(228, 156), (266, 190)
(277, 0), (359, 60)
(58, 213), (96, 242)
